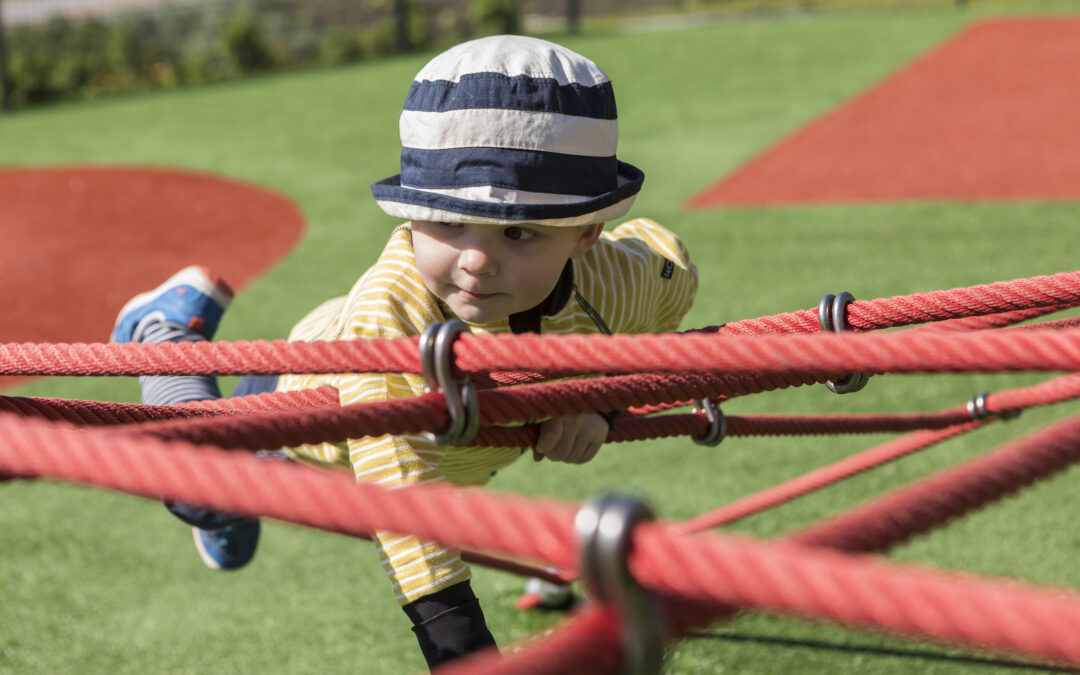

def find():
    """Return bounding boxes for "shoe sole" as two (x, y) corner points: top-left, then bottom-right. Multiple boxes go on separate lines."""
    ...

(116, 265), (233, 327)
(192, 526), (229, 571)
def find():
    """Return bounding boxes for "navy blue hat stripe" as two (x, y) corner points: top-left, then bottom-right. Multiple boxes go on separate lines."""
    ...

(401, 147), (618, 196)
(373, 162), (644, 221)
(404, 74), (617, 120)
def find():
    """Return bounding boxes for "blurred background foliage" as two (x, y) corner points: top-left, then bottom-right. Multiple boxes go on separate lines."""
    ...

(0, 0), (976, 109)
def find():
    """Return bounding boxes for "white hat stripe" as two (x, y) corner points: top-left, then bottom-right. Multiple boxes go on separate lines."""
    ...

(400, 109), (617, 157)
(412, 35), (610, 86)
(400, 184), (595, 206)
(374, 193), (638, 228)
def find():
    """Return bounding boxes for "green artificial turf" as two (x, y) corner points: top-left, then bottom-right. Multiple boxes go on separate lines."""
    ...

(4, 4), (1080, 673)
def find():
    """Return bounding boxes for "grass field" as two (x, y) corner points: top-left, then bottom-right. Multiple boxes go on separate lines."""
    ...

(4, 3), (1080, 673)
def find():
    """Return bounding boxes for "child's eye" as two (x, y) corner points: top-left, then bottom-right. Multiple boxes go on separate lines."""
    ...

(504, 226), (536, 241)
(437, 221), (463, 229)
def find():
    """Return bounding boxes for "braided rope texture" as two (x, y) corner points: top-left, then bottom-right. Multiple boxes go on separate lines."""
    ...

(6, 269), (1080, 379)
(9, 326), (1080, 381)
(6, 269), (1080, 671)
(5, 410), (1080, 665)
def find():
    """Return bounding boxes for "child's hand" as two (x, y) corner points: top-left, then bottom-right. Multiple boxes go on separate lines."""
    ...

(533, 413), (609, 464)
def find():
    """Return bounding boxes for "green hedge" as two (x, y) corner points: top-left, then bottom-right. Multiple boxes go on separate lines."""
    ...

(3, 0), (522, 108)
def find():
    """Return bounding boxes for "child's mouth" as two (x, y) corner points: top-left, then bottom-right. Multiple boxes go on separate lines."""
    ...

(457, 287), (498, 300)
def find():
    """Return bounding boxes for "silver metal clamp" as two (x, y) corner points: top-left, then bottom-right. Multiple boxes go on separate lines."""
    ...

(818, 292), (870, 395)
(966, 391), (1020, 421)
(692, 398), (726, 446)
(575, 494), (666, 675)
(418, 320), (480, 446)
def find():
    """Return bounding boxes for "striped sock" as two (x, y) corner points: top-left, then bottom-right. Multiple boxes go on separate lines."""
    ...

(138, 321), (222, 405)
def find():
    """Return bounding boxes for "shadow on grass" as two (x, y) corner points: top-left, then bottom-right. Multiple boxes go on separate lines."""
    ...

(685, 631), (1076, 672)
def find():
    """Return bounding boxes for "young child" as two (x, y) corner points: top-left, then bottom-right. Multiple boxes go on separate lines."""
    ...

(111, 35), (698, 669)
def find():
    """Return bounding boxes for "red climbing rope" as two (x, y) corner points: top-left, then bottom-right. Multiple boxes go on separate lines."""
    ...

(6, 268), (1080, 378)
(5, 410), (1080, 665)
(633, 520), (1080, 663)
(7, 268), (1080, 672)
(675, 423), (982, 533)
(436, 605), (621, 675)
(786, 409), (1080, 553)
(917, 305), (1068, 331)
(9, 325), (1080, 379)
(0, 387), (340, 426)
(718, 269), (1080, 335)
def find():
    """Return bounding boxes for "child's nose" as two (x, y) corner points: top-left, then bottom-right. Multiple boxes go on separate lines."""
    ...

(458, 246), (498, 276)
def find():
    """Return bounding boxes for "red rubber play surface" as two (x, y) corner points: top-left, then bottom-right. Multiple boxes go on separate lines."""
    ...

(687, 18), (1080, 208)
(0, 166), (304, 390)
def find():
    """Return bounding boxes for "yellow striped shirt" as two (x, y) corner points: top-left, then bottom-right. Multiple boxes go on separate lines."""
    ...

(277, 217), (697, 604)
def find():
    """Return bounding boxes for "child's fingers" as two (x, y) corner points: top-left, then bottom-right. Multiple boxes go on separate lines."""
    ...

(565, 438), (600, 464)
(534, 414), (607, 463)
(534, 417), (564, 458)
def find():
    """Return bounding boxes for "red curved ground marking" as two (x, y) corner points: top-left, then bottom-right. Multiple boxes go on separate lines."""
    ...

(0, 166), (305, 390)
(687, 18), (1080, 208)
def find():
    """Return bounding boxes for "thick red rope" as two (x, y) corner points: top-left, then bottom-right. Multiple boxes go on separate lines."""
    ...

(916, 306), (1068, 332)
(661, 407), (1080, 641)
(6, 266), (1080, 669)
(674, 422), (983, 533)
(0, 411), (581, 565)
(9, 370), (1080, 462)
(5, 411), (1080, 665)
(633, 522), (1080, 663)
(717, 270), (1080, 335)
(786, 409), (1080, 553)
(434, 605), (621, 675)
(0, 387), (340, 426)
(10, 326), (1080, 379)
(5, 268), (1080, 378)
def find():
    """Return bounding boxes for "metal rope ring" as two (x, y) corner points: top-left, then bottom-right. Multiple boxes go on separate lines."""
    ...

(692, 398), (726, 446)
(576, 494), (667, 675)
(418, 322), (441, 388)
(965, 391), (1020, 421)
(419, 320), (479, 446)
(819, 292), (870, 395)
(817, 293), (837, 332)
(967, 391), (991, 420)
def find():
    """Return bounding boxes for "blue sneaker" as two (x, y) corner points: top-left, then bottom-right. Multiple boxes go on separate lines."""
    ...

(192, 520), (260, 571)
(111, 266), (233, 343)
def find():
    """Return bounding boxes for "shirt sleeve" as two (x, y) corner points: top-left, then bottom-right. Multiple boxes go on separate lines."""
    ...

(585, 217), (699, 334)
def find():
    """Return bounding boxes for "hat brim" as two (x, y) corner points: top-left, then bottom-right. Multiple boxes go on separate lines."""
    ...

(371, 161), (644, 227)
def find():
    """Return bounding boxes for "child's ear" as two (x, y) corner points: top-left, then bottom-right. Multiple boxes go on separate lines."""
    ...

(569, 223), (604, 258)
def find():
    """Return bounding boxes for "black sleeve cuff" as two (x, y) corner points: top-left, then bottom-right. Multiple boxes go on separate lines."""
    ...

(402, 581), (498, 670)
(599, 409), (623, 431)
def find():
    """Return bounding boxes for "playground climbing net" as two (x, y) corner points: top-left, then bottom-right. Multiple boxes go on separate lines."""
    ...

(4, 270), (1080, 673)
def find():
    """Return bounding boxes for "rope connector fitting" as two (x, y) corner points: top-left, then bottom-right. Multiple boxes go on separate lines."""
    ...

(575, 493), (667, 675)
(692, 398), (726, 446)
(818, 292), (870, 395)
(966, 392), (1021, 422)
(418, 320), (479, 446)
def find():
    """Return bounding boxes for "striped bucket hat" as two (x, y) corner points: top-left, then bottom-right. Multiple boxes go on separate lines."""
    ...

(371, 35), (644, 228)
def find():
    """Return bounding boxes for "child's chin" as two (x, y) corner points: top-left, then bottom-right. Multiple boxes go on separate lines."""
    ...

(448, 303), (505, 326)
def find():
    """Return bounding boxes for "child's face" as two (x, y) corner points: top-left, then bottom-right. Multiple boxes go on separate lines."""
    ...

(411, 220), (603, 325)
